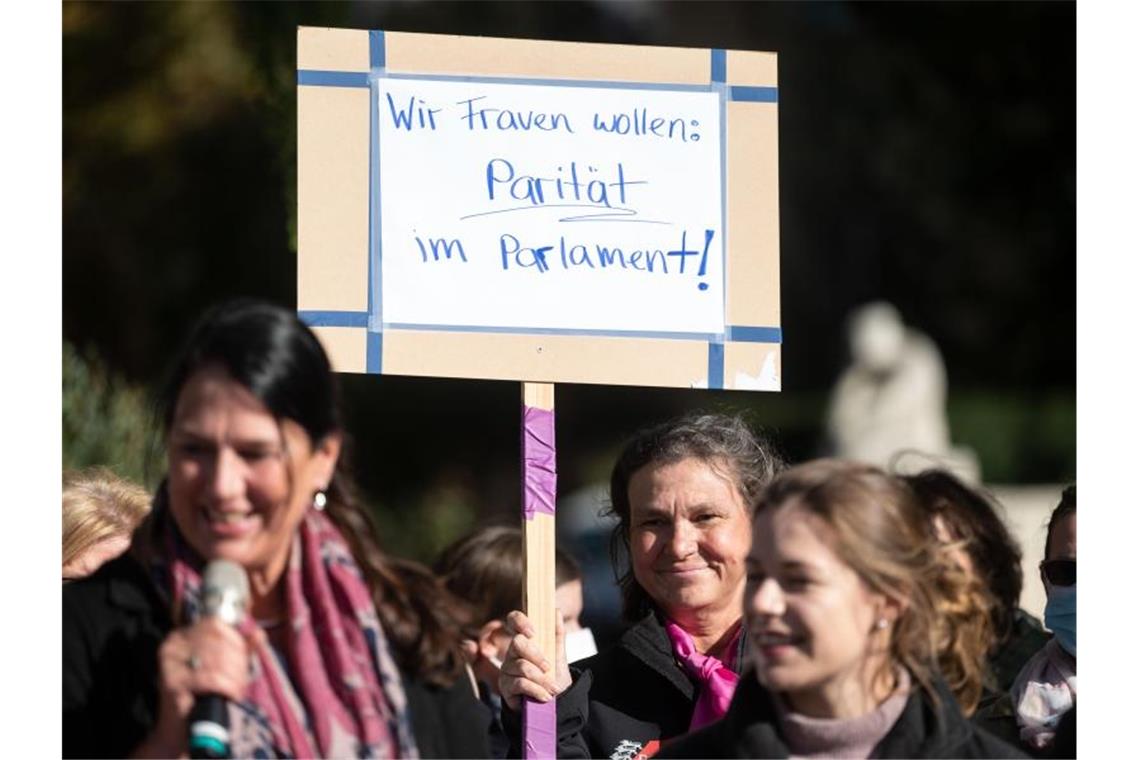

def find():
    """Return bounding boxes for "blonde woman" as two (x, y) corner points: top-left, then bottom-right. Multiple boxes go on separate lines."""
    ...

(658, 460), (1025, 759)
(63, 467), (151, 580)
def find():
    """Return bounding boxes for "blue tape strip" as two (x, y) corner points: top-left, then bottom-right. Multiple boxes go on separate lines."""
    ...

(297, 70), (370, 88)
(298, 310), (370, 328)
(367, 331), (382, 374)
(369, 72), (382, 334)
(381, 70), (714, 93)
(729, 86), (779, 103)
(711, 49), (727, 83)
(367, 31), (385, 369)
(718, 80), (728, 334)
(384, 323), (726, 342)
(727, 326), (783, 343)
(708, 342), (725, 390)
(369, 30), (385, 70)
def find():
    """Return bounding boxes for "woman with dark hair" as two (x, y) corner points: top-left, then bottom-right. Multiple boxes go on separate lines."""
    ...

(1010, 485), (1076, 755)
(657, 460), (1024, 759)
(63, 300), (489, 758)
(498, 414), (783, 759)
(904, 469), (1050, 741)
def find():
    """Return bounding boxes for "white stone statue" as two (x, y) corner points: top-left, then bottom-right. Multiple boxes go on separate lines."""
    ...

(826, 302), (979, 482)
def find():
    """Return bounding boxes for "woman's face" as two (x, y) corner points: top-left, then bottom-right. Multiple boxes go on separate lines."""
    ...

(166, 365), (339, 582)
(746, 502), (891, 713)
(628, 457), (752, 626)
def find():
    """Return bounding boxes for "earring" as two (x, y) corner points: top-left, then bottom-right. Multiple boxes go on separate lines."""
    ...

(875, 618), (889, 630)
(313, 490), (327, 511)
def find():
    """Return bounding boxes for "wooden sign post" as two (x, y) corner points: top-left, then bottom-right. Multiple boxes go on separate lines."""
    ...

(296, 28), (781, 756)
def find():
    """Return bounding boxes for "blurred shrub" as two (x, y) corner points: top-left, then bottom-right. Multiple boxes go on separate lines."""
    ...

(63, 341), (157, 488)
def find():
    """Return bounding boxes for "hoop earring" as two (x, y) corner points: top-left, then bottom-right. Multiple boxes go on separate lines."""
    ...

(313, 490), (328, 511)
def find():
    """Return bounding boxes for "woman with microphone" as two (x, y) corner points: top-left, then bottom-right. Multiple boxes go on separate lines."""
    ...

(63, 300), (489, 758)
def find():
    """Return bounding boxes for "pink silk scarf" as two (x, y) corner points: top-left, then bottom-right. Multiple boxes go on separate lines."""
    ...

(665, 620), (742, 731)
(163, 508), (419, 758)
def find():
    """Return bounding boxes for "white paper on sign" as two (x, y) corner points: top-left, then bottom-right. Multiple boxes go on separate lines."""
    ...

(376, 76), (725, 336)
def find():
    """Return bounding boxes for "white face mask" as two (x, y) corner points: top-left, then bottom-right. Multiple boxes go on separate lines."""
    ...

(564, 627), (598, 663)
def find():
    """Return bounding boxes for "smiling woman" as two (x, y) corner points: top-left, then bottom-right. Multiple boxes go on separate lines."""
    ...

(62, 300), (489, 759)
(656, 460), (1026, 759)
(498, 413), (783, 759)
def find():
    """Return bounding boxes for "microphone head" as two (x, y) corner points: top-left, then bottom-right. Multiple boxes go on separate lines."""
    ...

(200, 560), (249, 626)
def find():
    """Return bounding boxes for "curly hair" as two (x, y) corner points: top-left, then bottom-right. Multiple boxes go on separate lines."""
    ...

(755, 459), (995, 715)
(605, 412), (784, 621)
(904, 469), (1022, 647)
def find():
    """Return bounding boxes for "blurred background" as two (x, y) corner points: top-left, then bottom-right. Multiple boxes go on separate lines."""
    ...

(63, 1), (1074, 642)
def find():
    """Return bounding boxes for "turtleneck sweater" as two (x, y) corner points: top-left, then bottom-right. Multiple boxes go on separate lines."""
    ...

(776, 669), (912, 760)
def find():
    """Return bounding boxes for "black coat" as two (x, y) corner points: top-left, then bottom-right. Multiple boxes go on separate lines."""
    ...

(62, 553), (491, 759)
(655, 669), (1028, 759)
(505, 610), (742, 760)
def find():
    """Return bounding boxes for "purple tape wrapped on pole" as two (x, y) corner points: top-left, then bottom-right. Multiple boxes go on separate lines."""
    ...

(523, 406), (557, 521)
(522, 403), (557, 758)
(524, 700), (558, 760)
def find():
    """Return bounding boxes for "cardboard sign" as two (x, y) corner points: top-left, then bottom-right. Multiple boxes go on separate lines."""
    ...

(297, 28), (781, 390)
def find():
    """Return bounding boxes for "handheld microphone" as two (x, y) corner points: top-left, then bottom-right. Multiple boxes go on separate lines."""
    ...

(188, 560), (249, 760)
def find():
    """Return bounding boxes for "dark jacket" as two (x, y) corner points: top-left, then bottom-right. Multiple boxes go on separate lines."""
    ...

(504, 610), (742, 760)
(63, 553), (491, 759)
(655, 669), (1028, 759)
(973, 609), (1052, 748)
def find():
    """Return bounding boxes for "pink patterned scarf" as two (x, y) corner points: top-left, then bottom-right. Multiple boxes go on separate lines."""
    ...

(162, 509), (419, 758)
(665, 619), (742, 731)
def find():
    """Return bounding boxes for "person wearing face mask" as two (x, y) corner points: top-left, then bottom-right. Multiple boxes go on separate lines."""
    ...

(434, 526), (593, 758)
(1010, 485), (1076, 755)
(498, 414), (783, 759)
(656, 460), (1024, 759)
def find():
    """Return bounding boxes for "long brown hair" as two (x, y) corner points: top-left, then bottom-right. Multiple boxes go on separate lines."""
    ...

(756, 459), (995, 714)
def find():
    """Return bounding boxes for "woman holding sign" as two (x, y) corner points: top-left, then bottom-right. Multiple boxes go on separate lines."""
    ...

(63, 300), (489, 759)
(499, 414), (782, 758)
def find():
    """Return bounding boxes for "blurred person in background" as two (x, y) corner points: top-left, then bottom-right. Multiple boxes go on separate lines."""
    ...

(905, 468), (1050, 744)
(1010, 485), (1076, 755)
(657, 460), (1024, 759)
(499, 414), (783, 758)
(434, 525), (590, 758)
(63, 467), (151, 581)
(63, 300), (488, 758)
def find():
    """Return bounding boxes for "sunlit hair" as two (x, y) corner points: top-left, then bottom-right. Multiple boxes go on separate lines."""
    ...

(434, 525), (582, 637)
(755, 459), (994, 715)
(63, 467), (151, 572)
(606, 413), (784, 621)
(904, 469), (1021, 647)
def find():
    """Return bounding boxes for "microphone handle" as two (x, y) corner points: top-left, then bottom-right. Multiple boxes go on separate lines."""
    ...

(188, 694), (230, 759)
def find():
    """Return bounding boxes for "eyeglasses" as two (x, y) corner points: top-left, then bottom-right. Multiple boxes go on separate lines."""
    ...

(1040, 558), (1076, 586)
